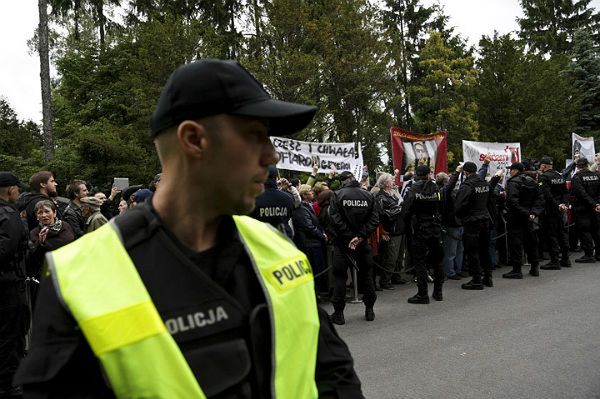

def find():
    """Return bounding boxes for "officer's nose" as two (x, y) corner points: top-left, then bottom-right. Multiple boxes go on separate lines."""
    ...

(261, 140), (279, 166)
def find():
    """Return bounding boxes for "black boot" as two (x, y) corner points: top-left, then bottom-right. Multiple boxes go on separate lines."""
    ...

(575, 255), (595, 263)
(482, 275), (493, 287)
(330, 311), (345, 325)
(408, 286), (430, 304)
(541, 260), (561, 270)
(502, 266), (523, 279)
(365, 307), (375, 321)
(560, 258), (571, 267)
(432, 284), (443, 301)
(461, 279), (484, 290)
(529, 263), (540, 277)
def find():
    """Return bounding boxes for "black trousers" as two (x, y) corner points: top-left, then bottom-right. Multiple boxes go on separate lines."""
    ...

(463, 220), (491, 282)
(542, 213), (569, 262)
(508, 216), (539, 268)
(412, 234), (443, 291)
(331, 240), (377, 311)
(575, 210), (600, 257)
(0, 283), (28, 391)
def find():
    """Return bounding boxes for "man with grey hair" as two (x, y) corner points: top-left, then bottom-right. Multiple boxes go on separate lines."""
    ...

(375, 172), (404, 289)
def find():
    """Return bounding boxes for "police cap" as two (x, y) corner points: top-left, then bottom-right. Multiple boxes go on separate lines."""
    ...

(462, 162), (477, 173)
(339, 171), (354, 182)
(0, 172), (25, 188)
(509, 162), (525, 172)
(151, 59), (318, 137)
(539, 156), (553, 165)
(576, 157), (589, 167)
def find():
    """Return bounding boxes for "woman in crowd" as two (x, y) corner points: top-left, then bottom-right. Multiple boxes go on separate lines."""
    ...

(28, 200), (75, 303)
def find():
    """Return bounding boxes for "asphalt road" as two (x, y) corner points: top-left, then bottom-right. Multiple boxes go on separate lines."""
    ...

(322, 261), (600, 399)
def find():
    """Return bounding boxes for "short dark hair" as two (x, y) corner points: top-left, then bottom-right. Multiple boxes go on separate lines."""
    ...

(29, 171), (53, 193)
(34, 199), (57, 214)
(66, 179), (87, 200)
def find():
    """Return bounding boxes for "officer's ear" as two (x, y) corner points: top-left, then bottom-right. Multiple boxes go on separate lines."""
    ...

(176, 120), (212, 160)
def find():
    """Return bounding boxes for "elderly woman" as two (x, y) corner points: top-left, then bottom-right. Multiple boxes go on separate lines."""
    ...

(293, 184), (328, 298)
(29, 200), (75, 285)
(375, 172), (405, 289)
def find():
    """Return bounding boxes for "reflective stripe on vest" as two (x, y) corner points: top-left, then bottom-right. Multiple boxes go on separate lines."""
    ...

(48, 216), (319, 398)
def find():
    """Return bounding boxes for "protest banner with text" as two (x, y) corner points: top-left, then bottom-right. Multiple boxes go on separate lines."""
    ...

(270, 136), (363, 177)
(462, 140), (521, 174)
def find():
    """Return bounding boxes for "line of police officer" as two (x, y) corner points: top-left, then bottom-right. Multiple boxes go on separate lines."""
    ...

(253, 155), (600, 326)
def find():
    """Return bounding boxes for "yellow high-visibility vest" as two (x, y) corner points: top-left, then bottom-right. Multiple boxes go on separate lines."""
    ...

(48, 215), (319, 398)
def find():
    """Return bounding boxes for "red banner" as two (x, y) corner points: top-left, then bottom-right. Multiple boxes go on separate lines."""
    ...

(391, 128), (448, 181)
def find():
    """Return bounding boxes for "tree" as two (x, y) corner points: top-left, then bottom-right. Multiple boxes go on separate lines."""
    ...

(410, 31), (479, 162)
(518, 0), (600, 54)
(563, 28), (600, 136)
(381, 0), (443, 128)
(476, 33), (581, 163)
(39, 0), (54, 161)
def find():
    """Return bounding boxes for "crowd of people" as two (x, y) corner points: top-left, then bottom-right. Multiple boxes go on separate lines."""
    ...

(250, 153), (600, 325)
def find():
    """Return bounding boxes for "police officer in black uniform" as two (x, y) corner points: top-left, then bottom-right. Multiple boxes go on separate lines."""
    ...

(0, 172), (28, 398)
(538, 156), (571, 269)
(503, 162), (545, 279)
(15, 60), (364, 398)
(249, 165), (294, 238)
(454, 161), (496, 290)
(571, 157), (600, 263)
(329, 171), (379, 324)
(401, 165), (444, 303)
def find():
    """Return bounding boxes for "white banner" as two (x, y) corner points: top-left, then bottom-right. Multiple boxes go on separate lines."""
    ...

(462, 140), (521, 174)
(270, 136), (363, 177)
(572, 133), (595, 161)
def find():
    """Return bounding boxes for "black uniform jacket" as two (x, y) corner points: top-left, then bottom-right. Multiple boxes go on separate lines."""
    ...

(0, 200), (27, 282)
(454, 174), (491, 225)
(401, 178), (442, 239)
(329, 180), (379, 241)
(14, 203), (364, 399)
(505, 173), (545, 220)
(539, 169), (569, 216)
(571, 168), (600, 212)
(249, 180), (294, 239)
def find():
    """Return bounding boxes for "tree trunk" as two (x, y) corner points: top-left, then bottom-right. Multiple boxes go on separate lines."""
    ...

(38, 0), (54, 161)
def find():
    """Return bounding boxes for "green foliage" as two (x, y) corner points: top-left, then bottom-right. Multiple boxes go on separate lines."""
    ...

(476, 33), (581, 165)
(563, 28), (600, 137)
(410, 32), (479, 162)
(6, 0), (599, 181)
(518, 0), (600, 55)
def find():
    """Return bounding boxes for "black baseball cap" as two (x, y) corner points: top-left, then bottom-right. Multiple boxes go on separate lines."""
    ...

(576, 157), (589, 167)
(462, 161), (477, 173)
(151, 59), (318, 137)
(539, 156), (553, 165)
(509, 162), (525, 172)
(339, 171), (354, 182)
(0, 172), (25, 188)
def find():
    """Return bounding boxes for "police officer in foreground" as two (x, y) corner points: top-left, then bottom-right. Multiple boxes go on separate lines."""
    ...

(571, 157), (600, 263)
(538, 156), (571, 269)
(249, 165), (294, 239)
(454, 161), (500, 290)
(329, 171), (379, 324)
(0, 172), (28, 398)
(15, 60), (364, 398)
(401, 165), (444, 303)
(503, 162), (545, 279)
